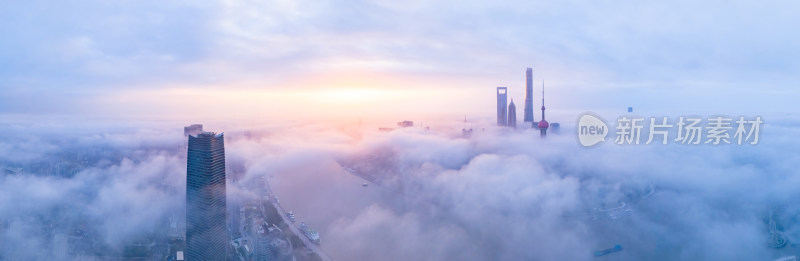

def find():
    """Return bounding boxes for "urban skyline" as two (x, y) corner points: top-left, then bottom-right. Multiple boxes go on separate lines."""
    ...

(1, 1), (798, 260)
(494, 68), (557, 133)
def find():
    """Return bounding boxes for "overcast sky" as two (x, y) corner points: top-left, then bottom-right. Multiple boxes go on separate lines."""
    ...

(1, 0), (798, 121)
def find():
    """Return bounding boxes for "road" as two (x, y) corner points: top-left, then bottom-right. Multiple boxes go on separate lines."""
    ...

(262, 176), (334, 261)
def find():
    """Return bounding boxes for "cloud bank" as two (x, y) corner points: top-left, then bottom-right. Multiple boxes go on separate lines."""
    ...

(229, 117), (800, 260)
(1, 114), (798, 260)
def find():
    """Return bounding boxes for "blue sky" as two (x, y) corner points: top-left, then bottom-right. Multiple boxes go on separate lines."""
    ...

(1, 0), (798, 119)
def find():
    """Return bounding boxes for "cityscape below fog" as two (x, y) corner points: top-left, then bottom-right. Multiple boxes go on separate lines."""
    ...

(0, 67), (570, 261)
(1, 109), (799, 260)
(2, 1), (799, 260)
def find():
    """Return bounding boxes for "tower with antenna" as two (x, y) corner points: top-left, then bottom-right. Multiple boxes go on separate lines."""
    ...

(537, 81), (549, 137)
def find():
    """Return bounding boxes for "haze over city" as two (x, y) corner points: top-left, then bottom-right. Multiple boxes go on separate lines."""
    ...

(1, 0), (800, 260)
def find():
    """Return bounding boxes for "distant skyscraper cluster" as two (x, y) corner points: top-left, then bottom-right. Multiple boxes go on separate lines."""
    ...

(186, 131), (229, 260)
(494, 67), (557, 135)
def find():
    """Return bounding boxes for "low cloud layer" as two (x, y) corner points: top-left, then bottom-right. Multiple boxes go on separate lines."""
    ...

(0, 119), (186, 260)
(228, 117), (800, 260)
(0, 116), (798, 260)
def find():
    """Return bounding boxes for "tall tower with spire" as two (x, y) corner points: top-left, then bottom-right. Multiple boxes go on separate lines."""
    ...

(537, 81), (549, 137)
(508, 99), (517, 128)
(523, 68), (534, 125)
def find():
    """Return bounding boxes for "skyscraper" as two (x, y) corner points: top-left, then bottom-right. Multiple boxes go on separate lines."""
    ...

(524, 68), (534, 124)
(508, 99), (517, 128)
(186, 132), (229, 261)
(538, 82), (549, 137)
(497, 87), (508, 126)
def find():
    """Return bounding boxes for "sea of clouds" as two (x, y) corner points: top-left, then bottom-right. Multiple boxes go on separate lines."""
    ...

(1, 115), (798, 260)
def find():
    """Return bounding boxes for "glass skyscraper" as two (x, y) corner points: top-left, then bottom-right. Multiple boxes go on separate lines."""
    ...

(497, 87), (508, 126)
(524, 68), (534, 123)
(508, 99), (517, 128)
(186, 132), (229, 260)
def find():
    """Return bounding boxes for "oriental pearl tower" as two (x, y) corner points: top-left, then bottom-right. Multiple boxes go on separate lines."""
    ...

(538, 81), (549, 137)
